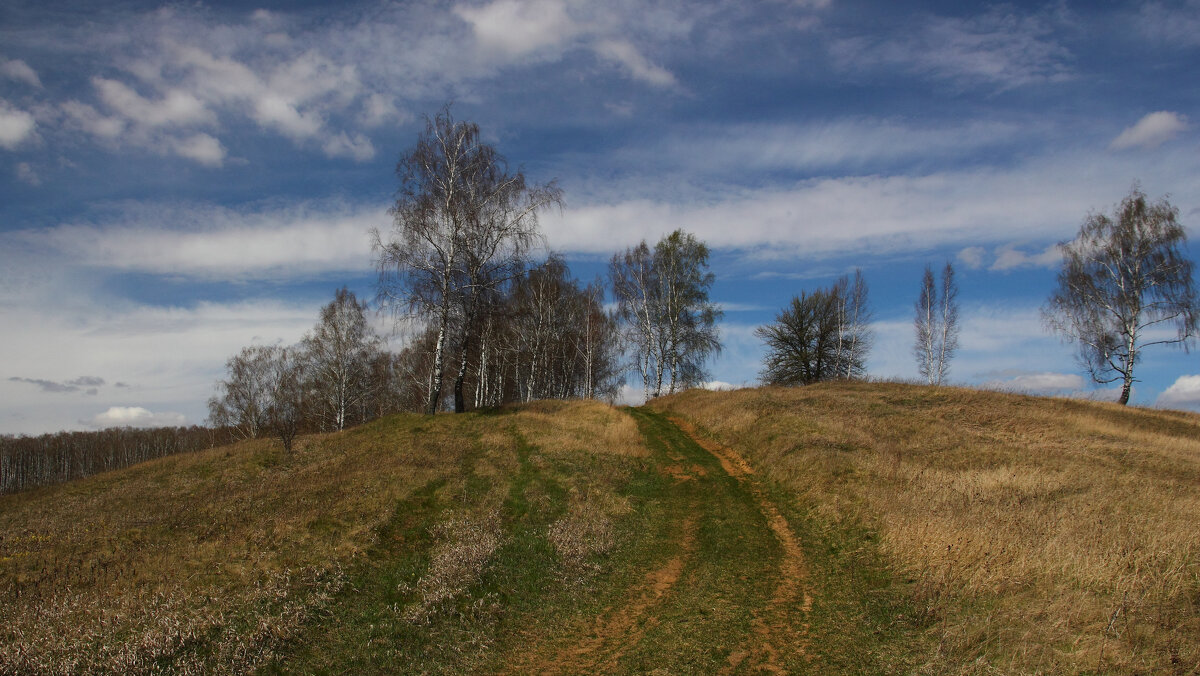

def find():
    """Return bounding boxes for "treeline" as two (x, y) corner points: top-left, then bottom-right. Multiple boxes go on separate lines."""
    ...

(208, 254), (631, 451)
(0, 425), (225, 495)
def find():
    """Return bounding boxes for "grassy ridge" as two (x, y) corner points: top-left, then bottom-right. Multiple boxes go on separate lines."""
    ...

(651, 382), (1200, 674)
(7, 384), (1193, 673)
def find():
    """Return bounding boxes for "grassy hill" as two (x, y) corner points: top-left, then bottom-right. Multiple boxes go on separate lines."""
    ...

(650, 382), (1200, 674)
(2, 384), (1198, 674)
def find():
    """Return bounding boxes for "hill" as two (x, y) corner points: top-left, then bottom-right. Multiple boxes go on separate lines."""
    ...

(650, 382), (1200, 674)
(2, 384), (1198, 673)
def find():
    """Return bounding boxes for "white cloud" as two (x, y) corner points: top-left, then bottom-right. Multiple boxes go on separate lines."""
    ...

(990, 243), (1062, 271)
(453, 0), (680, 87)
(0, 295), (320, 435)
(16, 162), (40, 186)
(454, 0), (580, 58)
(15, 200), (384, 280)
(1156, 374), (1200, 410)
(1137, 1), (1200, 48)
(169, 133), (226, 167)
(86, 406), (187, 429)
(321, 131), (376, 161)
(1, 58), (42, 87)
(980, 371), (1084, 394)
(360, 93), (402, 127)
(631, 118), (1025, 174)
(62, 100), (126, 138)
(93, 77), (215, 128)
(593, 39), (677, 88)
(957, 246), (986, 269)
(0, 101), (36, 149)
(543, 167), (1108, 258)
(1109, 111), (1189, 151)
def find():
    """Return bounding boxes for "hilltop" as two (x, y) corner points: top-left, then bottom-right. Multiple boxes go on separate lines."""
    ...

(2, 384), (1198, 674)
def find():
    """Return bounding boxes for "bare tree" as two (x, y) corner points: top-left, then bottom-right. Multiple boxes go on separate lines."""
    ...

(207, 345), (274, 440)
(302, 288), (381, 431)
(1043, 184), (1199, 405)
(758, 289), (841, 386)
(655, 230), (722, 395)
(758, 273), (872, 386)
(831, 269), (873, 379)
(610, 230), (722, 399)
(914, 262), (959, 385)
(610, 241), (661, 397)
(373, 106), (560, 414)
(264, 345), (304, 453)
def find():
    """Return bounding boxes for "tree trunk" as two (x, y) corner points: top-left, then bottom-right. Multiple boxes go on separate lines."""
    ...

(426, 318), (447, 415)
(454, 333), (470, 413)
(1118, 373), (1132, 405)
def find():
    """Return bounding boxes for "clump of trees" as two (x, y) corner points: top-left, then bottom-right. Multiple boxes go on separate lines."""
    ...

(757, 270), (871, 386)
(913, 262), (960, 386)
(372, 107), (563, 414)
(611, 230), (723, 398)
(208, 287), (388, 452)
(1044, 184), (1199, 405)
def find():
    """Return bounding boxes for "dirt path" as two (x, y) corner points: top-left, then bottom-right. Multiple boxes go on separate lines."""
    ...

(668, 415), (814, 674)
(504, 409), (814, 675)
(543, 514), (699, 674)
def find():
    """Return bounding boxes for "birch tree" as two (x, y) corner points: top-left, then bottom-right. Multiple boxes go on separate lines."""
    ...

(610, 230), (722, 399)
(302, 288), (381, 431)
(610, 242), (661, 397)
(206, 345), (273, 440)
(831, 269), (873, 379)
(655, 231), (722, 395)
(1043, 185), (1199, 405)
(913, 262), (959, 385)
(373, 106), (559, 414)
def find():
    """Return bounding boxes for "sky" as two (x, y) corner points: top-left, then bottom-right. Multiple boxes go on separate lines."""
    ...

(2, 0), (1200, 435)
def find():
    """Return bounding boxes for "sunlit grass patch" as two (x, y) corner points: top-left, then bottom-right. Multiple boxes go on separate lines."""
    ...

(652, 382), (1200, 674)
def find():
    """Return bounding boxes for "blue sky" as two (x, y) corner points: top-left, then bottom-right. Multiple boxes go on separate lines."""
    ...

(2, 0), (1200, 434)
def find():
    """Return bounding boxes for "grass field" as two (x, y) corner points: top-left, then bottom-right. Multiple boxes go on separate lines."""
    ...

(651, 382), (1200, 674)
(3, 384), (1197, 674)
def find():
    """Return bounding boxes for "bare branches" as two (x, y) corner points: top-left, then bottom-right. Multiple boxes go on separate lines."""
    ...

(758, 271), (872, 386)
(372, 106), (560, 413)
(610, 230), (722, 399)
(914, 262), (959, 386)
(1043, 184), (1198, 405)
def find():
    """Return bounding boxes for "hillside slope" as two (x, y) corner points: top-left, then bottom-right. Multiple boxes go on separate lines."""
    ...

(5, 385), (1196, 674)
(3, 398), (914, 674)
(651, 382), (1200, 674)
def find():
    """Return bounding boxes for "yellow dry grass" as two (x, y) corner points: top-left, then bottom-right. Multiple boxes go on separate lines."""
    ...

(0, 399), (645, 674)
(651, 382), (1200, 674)
(0, 413), (492, 674)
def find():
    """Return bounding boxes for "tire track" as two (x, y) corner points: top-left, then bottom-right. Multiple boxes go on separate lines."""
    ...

(667, 415), (813, 674)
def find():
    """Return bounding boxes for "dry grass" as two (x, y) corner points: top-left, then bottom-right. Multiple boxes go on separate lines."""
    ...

(652, 382), (1200, 674)
(0, 399), (646, 674)
(399, 509), (506, 625)
(508, 399), (648, 459)
(0, 413), (485, 674)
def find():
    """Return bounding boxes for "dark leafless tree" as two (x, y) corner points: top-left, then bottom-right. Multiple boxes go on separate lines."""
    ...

(758, 273), (872, 386)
